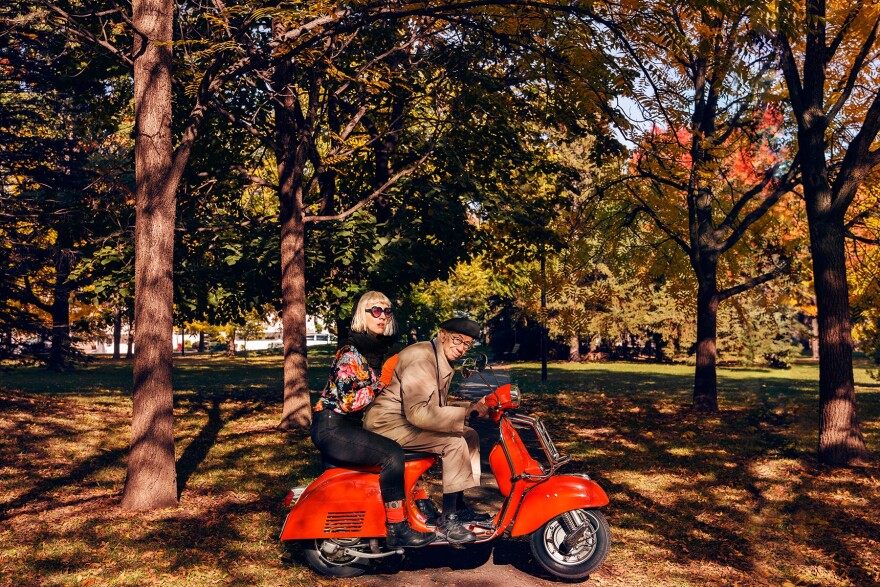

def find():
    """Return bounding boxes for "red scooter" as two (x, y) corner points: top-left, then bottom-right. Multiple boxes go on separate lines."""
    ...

(280, 356), (611, 581)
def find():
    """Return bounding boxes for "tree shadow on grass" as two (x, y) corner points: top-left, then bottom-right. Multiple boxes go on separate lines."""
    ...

(0, 444), (128, 523)
(6, 360), (879, 586)
(175, 396), (266, 498)
(517, 365), (880, 585)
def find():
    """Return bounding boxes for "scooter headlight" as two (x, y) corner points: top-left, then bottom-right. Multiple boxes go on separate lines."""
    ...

(508, 384), (520, 409)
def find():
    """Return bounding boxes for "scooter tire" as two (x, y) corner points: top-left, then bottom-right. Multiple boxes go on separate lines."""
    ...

(529, 509), (610, 581)
(301, 538), (372, 578)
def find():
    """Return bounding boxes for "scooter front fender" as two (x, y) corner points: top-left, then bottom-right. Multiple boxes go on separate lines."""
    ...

(510, 475), (609, 537)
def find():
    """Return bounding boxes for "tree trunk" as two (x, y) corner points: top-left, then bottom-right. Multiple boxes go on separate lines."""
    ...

(808, 217), (867, 465)
(274, 35), (311, 430)
(126, 315), (134, 359)
(568, 334), (580, 362)
(693, 277), (719, 412)
(653, 331), (664, 362)
(776, 0), (872, 467)
(226, 328), (236, 357)
(113, 308), (122, 359)
(198, 331), (205, 353)
(121, 0), (178, 510)
(277, 178), (310, 430)
(47, 247), (74, 371)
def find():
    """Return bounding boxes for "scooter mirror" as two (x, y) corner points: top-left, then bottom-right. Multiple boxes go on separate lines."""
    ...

(461, 357), (477, 379)
(461, 354), (489, 379)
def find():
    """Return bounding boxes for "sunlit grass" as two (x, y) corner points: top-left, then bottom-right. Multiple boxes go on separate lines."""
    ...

(0, 355), (877, 586)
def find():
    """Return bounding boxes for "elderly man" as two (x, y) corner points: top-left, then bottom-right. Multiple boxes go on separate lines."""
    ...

(364, 317), (490, 544)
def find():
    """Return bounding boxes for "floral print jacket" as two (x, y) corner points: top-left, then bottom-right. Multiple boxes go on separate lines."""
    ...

(314, 344), (383, 414)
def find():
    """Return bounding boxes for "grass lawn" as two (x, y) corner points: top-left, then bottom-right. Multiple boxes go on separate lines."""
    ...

(1, 355), (878, 586)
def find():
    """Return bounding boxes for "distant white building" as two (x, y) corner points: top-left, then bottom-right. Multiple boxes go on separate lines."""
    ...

(77, 314), (335, 355)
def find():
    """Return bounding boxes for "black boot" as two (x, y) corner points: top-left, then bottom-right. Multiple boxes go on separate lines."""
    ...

(385, 521), (436, 548)
(438, 512), (477, 544)
(416, 498), (442, 526)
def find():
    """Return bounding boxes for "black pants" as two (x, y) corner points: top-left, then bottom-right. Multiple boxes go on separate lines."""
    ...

(310, 409), (406, 503)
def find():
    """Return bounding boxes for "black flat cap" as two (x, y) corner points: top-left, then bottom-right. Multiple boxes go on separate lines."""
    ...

(439, 317), (480, 339)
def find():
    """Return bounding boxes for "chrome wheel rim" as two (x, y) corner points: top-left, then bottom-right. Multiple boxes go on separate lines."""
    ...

(540, 509), (599, 566)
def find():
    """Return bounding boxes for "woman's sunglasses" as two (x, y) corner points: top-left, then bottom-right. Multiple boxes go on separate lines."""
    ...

(365, 306), (393, 318)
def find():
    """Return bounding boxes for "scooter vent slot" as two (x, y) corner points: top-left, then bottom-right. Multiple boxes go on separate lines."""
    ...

(323, 511), (366, 533)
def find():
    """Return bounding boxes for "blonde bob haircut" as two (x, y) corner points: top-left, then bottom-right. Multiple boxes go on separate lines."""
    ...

(350, 290), (396, 336)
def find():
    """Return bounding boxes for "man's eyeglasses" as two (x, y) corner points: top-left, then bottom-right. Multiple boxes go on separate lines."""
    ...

(449, 334), (475, 349)
(365, 306), (393, 318)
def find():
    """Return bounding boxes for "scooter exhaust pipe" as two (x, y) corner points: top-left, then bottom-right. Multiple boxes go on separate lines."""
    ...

(341, 547), (404, 559)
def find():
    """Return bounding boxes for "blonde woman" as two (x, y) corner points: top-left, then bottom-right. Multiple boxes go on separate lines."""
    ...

(310, 291), (434, 548)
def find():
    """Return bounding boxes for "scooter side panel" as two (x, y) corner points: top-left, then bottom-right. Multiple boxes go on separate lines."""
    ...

(279, 468), (385, 540)
(509, 475), (609, 537)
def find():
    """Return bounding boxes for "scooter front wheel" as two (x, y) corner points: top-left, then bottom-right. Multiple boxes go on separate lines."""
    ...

(529, 508), (610, 580)
(301, 538), (372, 578)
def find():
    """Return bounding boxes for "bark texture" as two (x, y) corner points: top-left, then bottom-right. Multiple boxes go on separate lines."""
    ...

(776, 0), (875, 465)
(121, 0), (178, 510)
(693, 276), (720, 412)
(809, 218), (866, 464)
(275, 25), (314, 430)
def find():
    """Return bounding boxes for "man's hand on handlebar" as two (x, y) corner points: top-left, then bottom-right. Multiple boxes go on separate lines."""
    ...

(468, 396), (491, 419)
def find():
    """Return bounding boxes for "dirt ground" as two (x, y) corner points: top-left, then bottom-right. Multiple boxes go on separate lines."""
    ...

(345, 541), (613, 587)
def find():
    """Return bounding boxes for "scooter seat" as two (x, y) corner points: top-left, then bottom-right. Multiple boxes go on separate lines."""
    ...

(322, 450), (437, 470)
(403, 450), (437, 461)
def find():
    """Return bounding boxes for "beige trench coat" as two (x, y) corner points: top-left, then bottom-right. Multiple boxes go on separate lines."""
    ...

(364, 339), (481, 493)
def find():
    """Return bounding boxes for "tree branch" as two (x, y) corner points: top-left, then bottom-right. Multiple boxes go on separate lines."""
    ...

(623, 182), (691, 254)
(775, 34), (804, 121)
(831, 89), (880, 216)
(717, 157), (800, 255)
(718, 267), (783, 302)
(827, 11), (880, 125)
(39, 1), (134, 67)
(304, 152), (431, 223)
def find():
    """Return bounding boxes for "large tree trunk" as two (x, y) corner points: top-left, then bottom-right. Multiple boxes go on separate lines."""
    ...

(121, 0), (178, 510)
(693, 273), (719, 412)
(807, 211), (867, 465)
(275, 31), (311, 430)
(277, 177), (310, 431)
(776, 0), (873, 467)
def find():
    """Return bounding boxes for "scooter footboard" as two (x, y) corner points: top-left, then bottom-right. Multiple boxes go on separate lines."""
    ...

(510, 475), (609, 537)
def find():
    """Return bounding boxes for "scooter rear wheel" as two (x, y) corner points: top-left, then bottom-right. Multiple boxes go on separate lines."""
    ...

(529, 508), (610, 580)
(301, 538), (372, 578)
